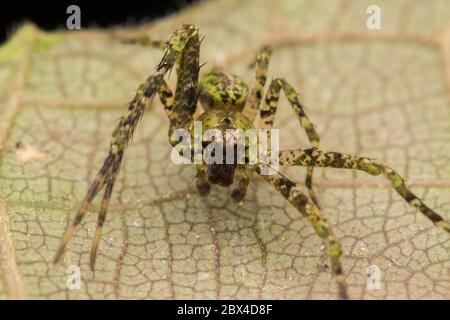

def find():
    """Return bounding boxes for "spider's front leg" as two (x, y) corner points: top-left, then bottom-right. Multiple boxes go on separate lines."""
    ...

(243, 46), (272, 122)
(258, 78), (321, 208)
(256, 167), (348, 299)
(217, 46), (271, 201)
(195, 164), (210, 196)
(279, 148), (450, 234)
(167, 29), (200, 144)
(53, 24), (200, 270)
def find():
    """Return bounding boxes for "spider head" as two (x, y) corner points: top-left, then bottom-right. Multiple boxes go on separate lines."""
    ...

(196, 108), (255, 188)
(198, 102), (254, 187)
(199, 70), (248, 112)
(201, 120), (239, 187)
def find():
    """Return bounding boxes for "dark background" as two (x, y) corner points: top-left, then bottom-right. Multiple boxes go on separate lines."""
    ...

(0, 0), (200, 43)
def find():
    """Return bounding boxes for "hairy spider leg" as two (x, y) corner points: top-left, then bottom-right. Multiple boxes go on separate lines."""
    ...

(227, 47), (272, 202)
(279, 148), (450, 234)
(112, 33), (167, 50)
(53, 24), (200, 270)
(258, 78), (321, 208)
(195, 164), (210, 196)
(167, 30), (200, 144)
(158, 80), (175, 117)
(243, 46), (272, 121)
(230, 164), (256, 203)
(113, 33), (189, 120)
(89, 151), (123, 269)
(256, 167), (348, 300)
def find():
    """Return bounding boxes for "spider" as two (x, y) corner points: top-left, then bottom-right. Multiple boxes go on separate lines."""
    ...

(53, 24), (450, 299)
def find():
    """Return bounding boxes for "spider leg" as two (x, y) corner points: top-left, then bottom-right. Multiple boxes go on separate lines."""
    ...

(92, 28), (199, 270)
(256, 166), (348, 299)
(195, 164), (210, 196)
(259, 78), (321, 208)
(168, 30), (200, 145)
(279, 148), (450, 234)
(89, 152), (123, 269)
(111, 32), (167, 50)
(231, 164), (256, 202)
(231, 46), (271, 202)
(89, 48), (197, 269)
(158, 80), (175, 117)
(243, 46), (272, 122)
(53, 24), (200, 270)
(231, 46), (271, 201)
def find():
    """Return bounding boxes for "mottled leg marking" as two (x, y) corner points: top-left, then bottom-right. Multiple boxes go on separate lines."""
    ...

(305, 167), (319, 208)
(259, 78), (321, 208)
(231, 165), (255, 202)
(256, 167), (348, 299)
(196, 164), (210, 196)
(53, 24), (200, 268)
(168, 30), (200, 146)
(90, 151), (123, 270)
(53, 154), (113, 266)
(279, 148), (450, 234)
(158, 80), (174, 117)
(243, 46), (272, 121)
(112, 33), (166, 50)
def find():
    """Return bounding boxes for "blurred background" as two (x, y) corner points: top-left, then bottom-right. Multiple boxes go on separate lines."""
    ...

(0, 0), (201, 42)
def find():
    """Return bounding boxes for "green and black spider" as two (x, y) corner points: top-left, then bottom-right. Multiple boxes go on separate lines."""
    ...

(53, 24), (450, 299)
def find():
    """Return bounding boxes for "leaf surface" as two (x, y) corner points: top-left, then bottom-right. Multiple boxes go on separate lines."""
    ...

(0, 0), (449, 299)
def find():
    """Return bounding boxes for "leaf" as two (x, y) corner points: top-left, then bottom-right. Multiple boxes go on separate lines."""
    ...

(0, 0), (449, 299)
